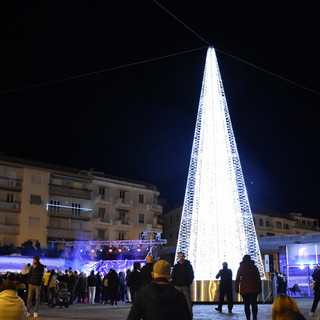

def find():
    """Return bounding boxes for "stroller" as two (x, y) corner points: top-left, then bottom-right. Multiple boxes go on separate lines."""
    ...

(51, 282), (71, 308)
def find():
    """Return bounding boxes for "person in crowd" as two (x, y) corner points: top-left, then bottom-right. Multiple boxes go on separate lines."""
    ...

(129, 262), (141, 303)
(118, 271), (126, 301)
(272, 294), (306, 320)
(106, 269), (120, 306)
(277, 273), (287, 294)
(215, 261), (233, 313)
(125, 269), (132, 303)
(171, 251), (194, 316)
(140, 255), (154, 288)
(76, 272), (88, 303)
(26, 255), (44, 318)
(0, 279), (27, 320)
(42, 268), (50, 304)
(95, 271), (103, 303)
(235, 254), (262, 320)
(310, 264), (320, 316)
(127, 259), (192, 320)
(20, 263), (30, 304)
(87, 270), (97, 304)
(47, 270), (58, 308)
(101, 272), (109, 304)
(67, 270), (78, 305)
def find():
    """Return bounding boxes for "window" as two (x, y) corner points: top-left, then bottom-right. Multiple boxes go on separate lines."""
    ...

(284, 223), (289, 229)
(99, 187), (106, 196)
(118, 210), (128, 224)
(72, 203), (81, 216)
(49, 200), (60, 213)
(29, 217), (40, 228)
(31, 173), (43, 184)
(118, 231), (126, 240)
(266, 220), (270, 227)
(260, 234), (264, 237)
(30, 194), (42, 205)
(266, 232), (275, 236)
(139, 214), (144, 223)
(98, 207), (105, 218)
(7, 193), (14, 203)
(139, 194), (144, 203)
(120, 190), (126, 199)
(276, 221), (282, 229)
(97, 229), (105, 239)
(259, 218), (264, 226)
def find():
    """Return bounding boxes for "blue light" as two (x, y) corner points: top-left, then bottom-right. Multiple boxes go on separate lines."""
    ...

(46, 203), (92, 212)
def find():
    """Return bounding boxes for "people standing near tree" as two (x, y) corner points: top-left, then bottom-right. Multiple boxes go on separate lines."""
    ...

(235, 254), (262, 320)
(215, 261), (234, 313)
(171, 252), (194, 316)
(87, 270), (97, 304)
(309, 264), (320, 316)
(127, 259), (192, 320)
(26, 256), (44, 318)
(140, 255), (154, 288)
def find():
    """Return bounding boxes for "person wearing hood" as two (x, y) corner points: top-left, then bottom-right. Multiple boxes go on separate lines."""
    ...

(0, 279), (27, 320)
(127, 259), (192, 320)
(235, 255), (262, 320)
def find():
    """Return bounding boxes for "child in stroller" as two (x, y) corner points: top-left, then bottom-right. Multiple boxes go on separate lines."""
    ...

(50, 282), (71, 308)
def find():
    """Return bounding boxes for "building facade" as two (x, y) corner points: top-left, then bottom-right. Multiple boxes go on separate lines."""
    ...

(0, 155), (163, 249)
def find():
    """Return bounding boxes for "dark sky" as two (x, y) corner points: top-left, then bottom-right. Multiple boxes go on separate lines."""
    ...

(1, 1), (320, 217)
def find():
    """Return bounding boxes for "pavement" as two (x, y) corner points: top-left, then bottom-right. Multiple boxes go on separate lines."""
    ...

(25, 298), (318, 320)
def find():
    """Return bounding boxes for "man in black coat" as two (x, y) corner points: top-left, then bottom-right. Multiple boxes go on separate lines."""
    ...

(127, 259), (191, 320)
(171, 252), (194, 316)
(215, 262), (233, 313)
(140, 255), (154, 288)
(310, 264), (320, 316)
(26, 256), (44, 318)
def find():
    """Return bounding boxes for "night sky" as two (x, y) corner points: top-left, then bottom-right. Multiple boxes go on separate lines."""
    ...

(1, 1), (319, 217)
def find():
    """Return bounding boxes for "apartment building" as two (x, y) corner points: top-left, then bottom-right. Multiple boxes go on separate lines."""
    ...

(0, 155), (163, 248)
(161, 206), (319, 248)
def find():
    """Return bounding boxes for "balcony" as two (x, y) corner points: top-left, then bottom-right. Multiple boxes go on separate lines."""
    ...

(95, 195), (113, 205)
(147, 203), (163, 212)
(115, 219), (132, 228)
(145, 223), (162, 232)
(93, 217), (113, 225)
(115, 198), (133, 208)
(0, 224), (19, 234)
(0, 200), (21, 212)
(49, 184), (91, 200)
(0, 177), (23, 192)
(47, 206), (92, 220)
(47, 227), (91, 239)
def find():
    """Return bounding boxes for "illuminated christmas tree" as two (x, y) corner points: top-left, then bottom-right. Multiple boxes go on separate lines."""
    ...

(175, 47), (265, 280)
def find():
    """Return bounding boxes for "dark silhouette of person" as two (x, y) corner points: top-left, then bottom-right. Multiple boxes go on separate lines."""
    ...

(235, 255), (261, 320)
(309, 264), (320, 316)
(215, 262), (233, 313)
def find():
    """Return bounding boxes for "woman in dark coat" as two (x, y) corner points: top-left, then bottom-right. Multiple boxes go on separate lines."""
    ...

(309, 265), (320, 316)
(235, 255), (261, 320)
(106, 269), (120, 306)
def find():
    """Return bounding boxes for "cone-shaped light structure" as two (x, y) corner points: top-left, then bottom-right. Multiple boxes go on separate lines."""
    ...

(175, 47), (265, 280)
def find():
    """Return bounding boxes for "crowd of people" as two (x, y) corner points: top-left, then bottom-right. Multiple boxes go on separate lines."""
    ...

(0, 253), (320, 320)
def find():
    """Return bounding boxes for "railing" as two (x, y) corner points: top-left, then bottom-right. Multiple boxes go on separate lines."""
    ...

(0, 177), (23, 191)
(115, 198), (133, 207)
(94, 195), (113, 204)
(47, 206), (92, 220)
(147, 203), (163, 212)
(0, 224), (19, 233)
(0, 200), (21, 212)
(115, 220), (132, 227)
(49, 184), (91, 199)
(47, 227), (91, 238)
(93, 217), (113, 225)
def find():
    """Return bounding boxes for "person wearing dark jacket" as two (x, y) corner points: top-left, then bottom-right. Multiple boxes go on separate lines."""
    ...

(215, 262), (233, 313)
(26, 256), (44, 318)
(106, 269), (120, 306)
(87, 270), (98, 304)
(140, 255), (154, 288)
(127, 259), (192, 320)
(235, 255), (262, 320)
(309, 264), (320, 316)
(129, 262), (142, 303)
(171, 252), (194, 316)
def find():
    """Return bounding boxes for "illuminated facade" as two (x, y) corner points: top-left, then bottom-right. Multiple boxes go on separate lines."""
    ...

(175, 47), (265, 280)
